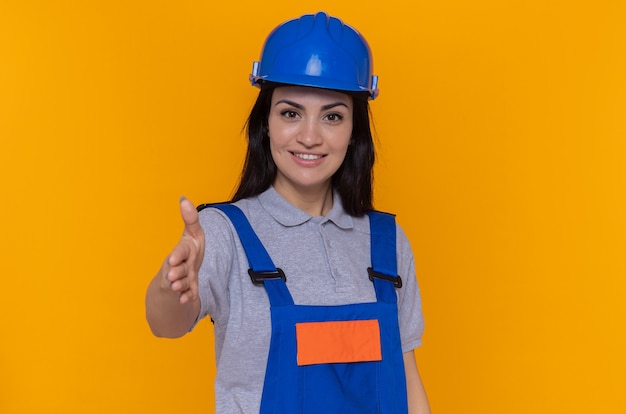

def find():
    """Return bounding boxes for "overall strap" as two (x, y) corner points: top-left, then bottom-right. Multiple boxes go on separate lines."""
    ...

(205, 203), (295, 306)
(367, 211), (401, 304)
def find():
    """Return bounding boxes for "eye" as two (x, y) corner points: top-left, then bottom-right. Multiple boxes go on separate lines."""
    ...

(280, 110), (300, 119)
(324, 113), (344, 123)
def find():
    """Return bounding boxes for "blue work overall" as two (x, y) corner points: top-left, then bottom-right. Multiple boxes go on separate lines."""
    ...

(210, 204), (408, 414)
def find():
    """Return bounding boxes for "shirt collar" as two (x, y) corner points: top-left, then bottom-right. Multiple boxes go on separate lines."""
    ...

(257, 186), (354, 230)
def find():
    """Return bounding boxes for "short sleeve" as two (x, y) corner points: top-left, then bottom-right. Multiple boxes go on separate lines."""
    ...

(395, 224), (425, 352)
(191, 207), (237, 329)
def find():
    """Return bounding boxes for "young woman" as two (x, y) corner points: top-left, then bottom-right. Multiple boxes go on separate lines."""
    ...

(146, 12), (430, 413)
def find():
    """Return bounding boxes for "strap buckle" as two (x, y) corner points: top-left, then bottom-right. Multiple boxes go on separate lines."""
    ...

(367, 267), (402, 288)
(248, 268), (286, 285)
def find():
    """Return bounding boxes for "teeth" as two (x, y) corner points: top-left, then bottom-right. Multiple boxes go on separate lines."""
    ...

(294, 153), (322, 160)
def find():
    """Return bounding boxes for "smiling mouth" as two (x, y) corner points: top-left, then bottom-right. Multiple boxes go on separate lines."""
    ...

(291, 152), (325, 161)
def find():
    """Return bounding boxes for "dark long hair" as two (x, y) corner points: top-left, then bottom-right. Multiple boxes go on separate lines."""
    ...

(231, 83), (375, 217)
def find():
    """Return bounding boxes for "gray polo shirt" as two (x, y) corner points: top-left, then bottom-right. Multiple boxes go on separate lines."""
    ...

(196, 186), (424, 413)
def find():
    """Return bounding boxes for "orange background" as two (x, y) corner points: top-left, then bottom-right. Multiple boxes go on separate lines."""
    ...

(1, 0), (625, 413)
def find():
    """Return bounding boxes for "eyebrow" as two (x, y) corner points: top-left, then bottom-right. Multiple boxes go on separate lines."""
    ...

(274, 99), (350, 111)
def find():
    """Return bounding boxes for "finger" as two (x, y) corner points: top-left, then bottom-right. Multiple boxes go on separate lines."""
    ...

(165, 261), (189, 283)
(167, 238), (193, 266)
(179, 291), (193, 304)
(178, 283), (198, 304)
(171, 266), (198, 294)
(179, 197), (202, 239)
(170, 277), (187, 292)
(173, 274), (198, 302)
(160, 258), (173, 288)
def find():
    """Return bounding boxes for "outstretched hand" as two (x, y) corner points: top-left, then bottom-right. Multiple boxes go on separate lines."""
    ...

(162, 197), (205, 304)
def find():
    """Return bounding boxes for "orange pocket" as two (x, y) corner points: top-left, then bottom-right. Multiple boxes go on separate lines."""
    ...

(295, 319), (382, 366)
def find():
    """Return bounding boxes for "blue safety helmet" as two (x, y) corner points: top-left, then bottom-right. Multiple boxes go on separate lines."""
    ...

(250, 12), (379, 100)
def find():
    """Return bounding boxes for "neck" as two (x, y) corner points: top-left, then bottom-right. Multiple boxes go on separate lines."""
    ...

(273, 182), (334, 216)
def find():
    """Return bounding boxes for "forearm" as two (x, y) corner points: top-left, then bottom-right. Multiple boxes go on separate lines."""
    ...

(404, 351), (431, 414)
(145, 266), (200, 338)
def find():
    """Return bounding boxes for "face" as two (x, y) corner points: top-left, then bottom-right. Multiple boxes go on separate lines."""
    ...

(268, 86), (353, 199)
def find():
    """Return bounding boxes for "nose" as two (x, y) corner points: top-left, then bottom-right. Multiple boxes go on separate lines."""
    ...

(296, 118), (323, 147)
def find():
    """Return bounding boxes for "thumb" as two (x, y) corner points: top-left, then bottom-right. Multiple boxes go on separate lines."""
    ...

(179, 196), (202, 238)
